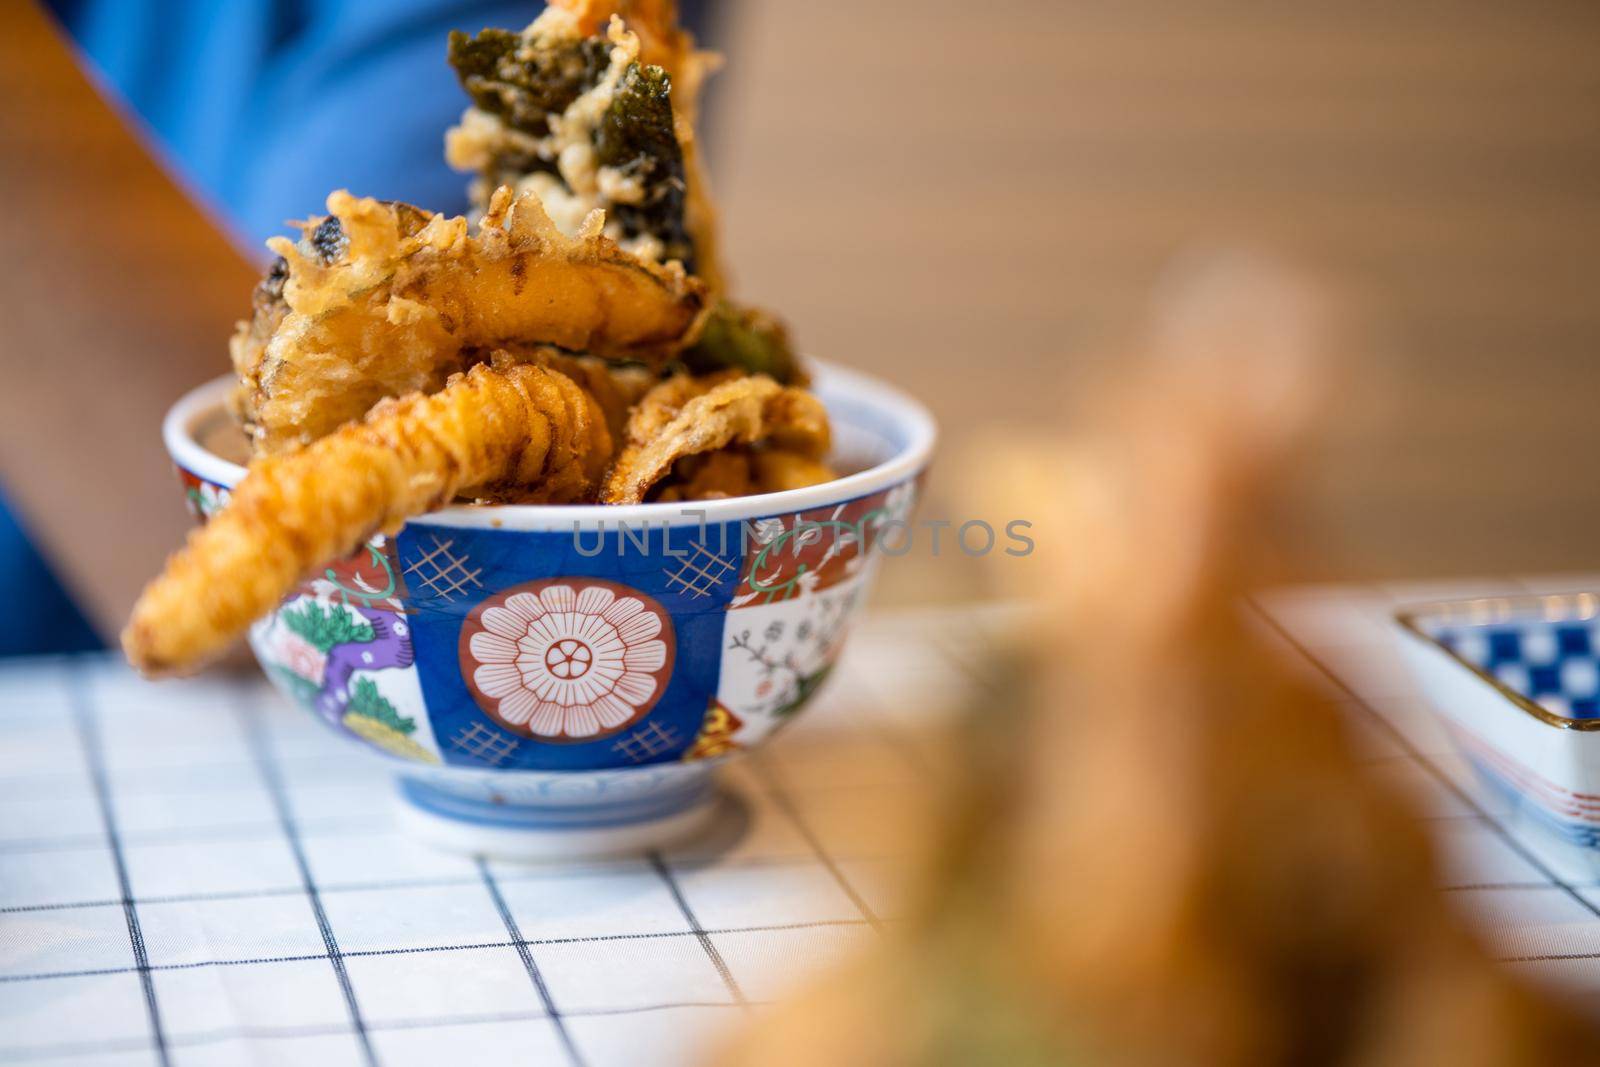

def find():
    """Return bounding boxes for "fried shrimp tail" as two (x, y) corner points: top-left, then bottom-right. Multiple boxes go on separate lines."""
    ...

(124, 363), (613, 675)
(601, 372), (831, 503)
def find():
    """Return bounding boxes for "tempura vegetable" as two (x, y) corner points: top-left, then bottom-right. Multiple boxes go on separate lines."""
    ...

(230, 187), (704, 453)
(448, 2), (723, 287)
(751, 449), (837, 492)
(601, 372), (831, 503)
(653, 450), (756, 501)
(553, 0), (725, 289)
(681, 300), (805, 385)
(123, 1), (844, 679)
(448, 14), (693, 268)
(654, 447), (837, 501)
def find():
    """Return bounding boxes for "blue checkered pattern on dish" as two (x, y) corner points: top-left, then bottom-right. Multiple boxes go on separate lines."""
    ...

(1436, 621), (1600, 719)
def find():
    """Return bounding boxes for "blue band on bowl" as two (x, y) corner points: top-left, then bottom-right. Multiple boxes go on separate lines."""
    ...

(397, 774), (712, 831)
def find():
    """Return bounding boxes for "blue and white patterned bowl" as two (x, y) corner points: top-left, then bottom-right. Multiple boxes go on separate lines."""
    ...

(164, 363), (935, 857)
(1397, 593), (1600, 856)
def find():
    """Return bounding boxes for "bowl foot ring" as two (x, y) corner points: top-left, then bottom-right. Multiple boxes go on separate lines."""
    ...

(395, 776), (721, 861)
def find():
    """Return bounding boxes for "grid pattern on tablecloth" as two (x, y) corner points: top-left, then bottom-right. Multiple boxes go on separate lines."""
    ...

(1254, 575), (1600, 1012)
(0, 612), (985, 1067)
(15, 588), (1600, 1064)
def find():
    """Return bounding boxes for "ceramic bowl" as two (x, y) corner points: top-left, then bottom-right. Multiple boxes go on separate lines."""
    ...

(165, 362), (934, 857)
(1397, 593), (1600, 856)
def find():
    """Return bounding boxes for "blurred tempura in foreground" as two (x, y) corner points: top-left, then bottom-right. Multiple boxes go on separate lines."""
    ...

(715, 256), (1600, 1066)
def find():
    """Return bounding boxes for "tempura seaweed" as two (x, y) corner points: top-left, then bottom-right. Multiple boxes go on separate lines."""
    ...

(447, 17), (693, 268)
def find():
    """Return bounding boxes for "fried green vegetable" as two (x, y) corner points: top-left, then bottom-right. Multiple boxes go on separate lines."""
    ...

(596, 63), (692, 266)
(682, 300), (804, 385)
(448, 29), (610, 139)
(447, 24), (694, 269)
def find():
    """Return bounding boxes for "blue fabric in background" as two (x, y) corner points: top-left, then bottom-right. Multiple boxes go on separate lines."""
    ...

(0, 489), (101, 656)
(5, 0), (713, 656)
(50, 0), (590, 252)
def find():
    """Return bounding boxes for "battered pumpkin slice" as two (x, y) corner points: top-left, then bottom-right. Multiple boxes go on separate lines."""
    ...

(229, 186), (704, 453)
(601, 371), (833, 504)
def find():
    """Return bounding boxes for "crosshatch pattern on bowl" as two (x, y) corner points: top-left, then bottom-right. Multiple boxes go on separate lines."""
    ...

(227, 477), (919, 774)
(166, 360), (934, 781)
(161, 361), (935, 848)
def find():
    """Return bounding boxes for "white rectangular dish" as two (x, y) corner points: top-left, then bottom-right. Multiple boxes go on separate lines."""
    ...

(1397, 593), (1600, 850)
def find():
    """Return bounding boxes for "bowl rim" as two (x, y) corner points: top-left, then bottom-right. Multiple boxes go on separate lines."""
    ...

(165, 359), (937, 530)
(1395, 591), (1600, 732)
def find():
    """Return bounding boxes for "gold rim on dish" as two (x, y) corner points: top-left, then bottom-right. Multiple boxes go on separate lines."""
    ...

(1394, 592), (1600, 732)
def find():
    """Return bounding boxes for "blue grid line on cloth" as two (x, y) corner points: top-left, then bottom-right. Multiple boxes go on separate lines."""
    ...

(1252, 600), (1600, 921)
(236, 691), (379, 1066)
(474, 858), (582, 1066)
(1253, 579), (1600, 980)
(64, 669), (170, 1065)
(20, 591), (1600, 1063)
(0, 624), (958, 1067)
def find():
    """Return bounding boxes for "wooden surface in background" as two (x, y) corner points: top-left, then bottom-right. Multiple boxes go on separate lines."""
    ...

(0, 2), (258, 631)
(2, 0), (1598, 615)
(711, 0), (1600, 595)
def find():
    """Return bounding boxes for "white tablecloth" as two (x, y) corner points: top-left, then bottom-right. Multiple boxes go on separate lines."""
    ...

(7, 586), (1600, 1064)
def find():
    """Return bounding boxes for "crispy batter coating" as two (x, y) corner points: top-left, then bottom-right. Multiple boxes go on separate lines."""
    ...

(125, 363), (613, 675)
(620, 367), (733, 438)
(544, 0), (725, 289)
(447, 16), (694, 266)
(682, 299), (806, 384)
(751, 449), (837, 493)
(654, 447), (838, 501)
(480, 344), (656, 446)
(654, 450), (754, 501)
(230, 187), (705, 453)
(600, 372), (831, 503)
